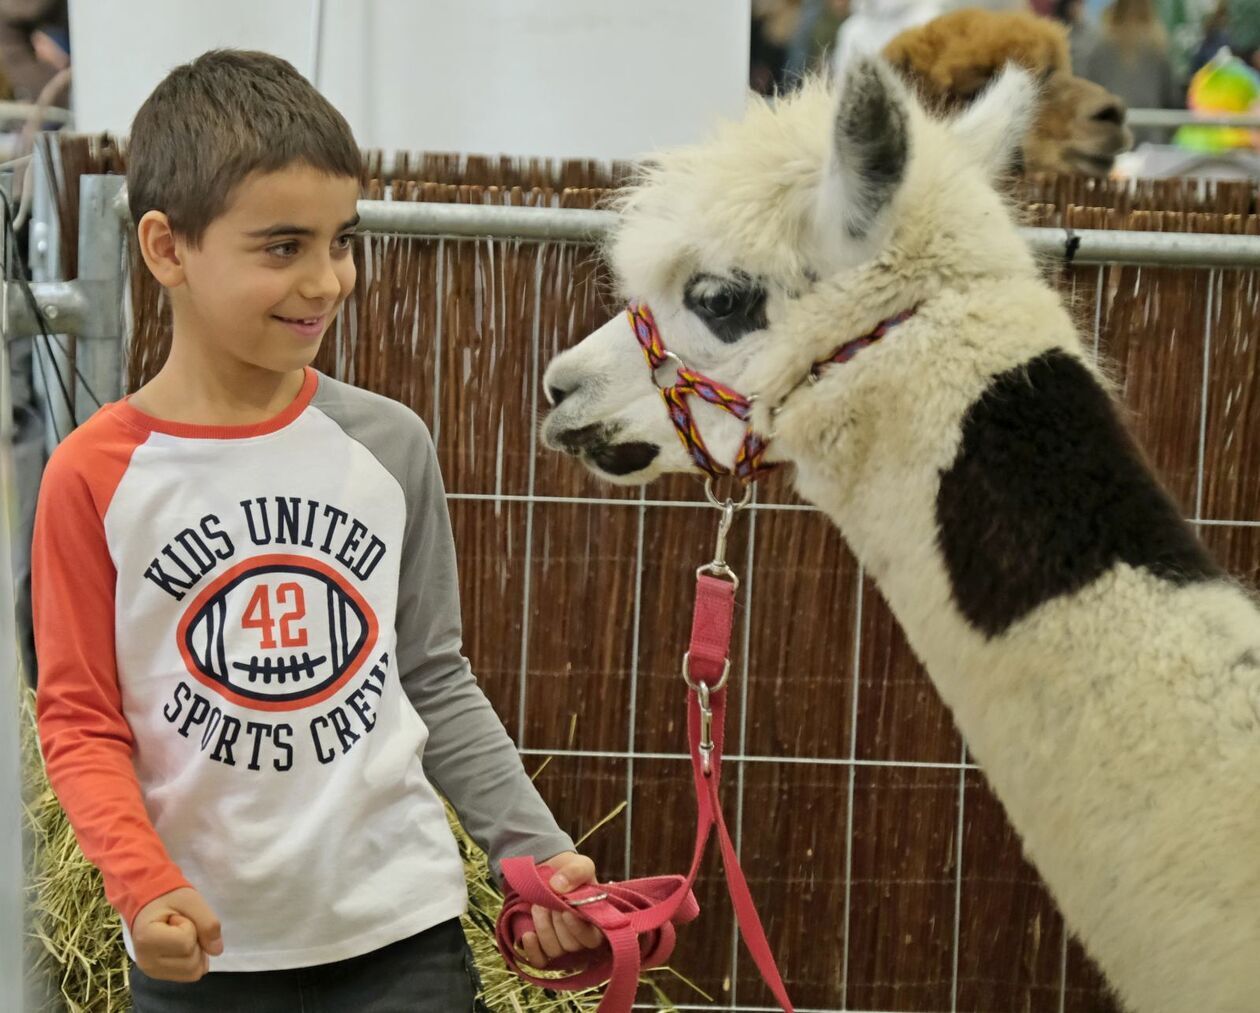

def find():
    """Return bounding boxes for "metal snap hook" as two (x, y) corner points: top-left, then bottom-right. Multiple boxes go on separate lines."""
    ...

(697, 477), (749, 590)
(696, 680), (716, 775)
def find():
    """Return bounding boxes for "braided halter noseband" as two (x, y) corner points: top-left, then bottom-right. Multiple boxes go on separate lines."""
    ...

(627, 304), (773, 483)
(627, 302), (916, 484)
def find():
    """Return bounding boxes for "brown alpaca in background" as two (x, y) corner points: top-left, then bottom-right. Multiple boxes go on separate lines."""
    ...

(884, 9), (1132, 176)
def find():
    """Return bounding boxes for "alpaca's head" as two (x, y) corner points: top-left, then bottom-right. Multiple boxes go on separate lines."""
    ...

(1025, 74), (1131, 176)
(542, 58), (1038, 485)
(881, 8), (1132, 178)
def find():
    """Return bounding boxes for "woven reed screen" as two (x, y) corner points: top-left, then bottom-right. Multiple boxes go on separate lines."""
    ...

(63, 137), (1260, 1011)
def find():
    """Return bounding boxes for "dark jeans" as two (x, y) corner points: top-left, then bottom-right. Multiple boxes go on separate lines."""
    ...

(129, 918), (478, 1012)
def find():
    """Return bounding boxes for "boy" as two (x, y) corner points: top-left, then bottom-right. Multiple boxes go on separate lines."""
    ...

(33, 49), (601, 1011)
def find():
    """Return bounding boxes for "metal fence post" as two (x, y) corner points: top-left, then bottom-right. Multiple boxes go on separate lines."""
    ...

(0, 160), (28, 1013)
(25, 143), (73, 453)
(74, 174), (127, 415)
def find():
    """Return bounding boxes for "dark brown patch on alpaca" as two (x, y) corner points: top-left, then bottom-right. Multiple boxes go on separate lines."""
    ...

(936, 350), (1222, 638)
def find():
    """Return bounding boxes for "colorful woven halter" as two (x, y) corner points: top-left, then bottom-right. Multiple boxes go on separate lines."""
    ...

(627, 302), (917, 483)
(813, 308), (917, 372)
(627, 303), (773, 483)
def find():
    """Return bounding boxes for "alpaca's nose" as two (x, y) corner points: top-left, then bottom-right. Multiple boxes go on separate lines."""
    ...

(1092, 102), (1126, 126)
(554, 423), (604, 455)
(546, 383), (571, 408)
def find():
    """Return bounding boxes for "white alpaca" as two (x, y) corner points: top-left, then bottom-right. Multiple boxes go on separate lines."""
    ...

(540, 61), (1260, 1013)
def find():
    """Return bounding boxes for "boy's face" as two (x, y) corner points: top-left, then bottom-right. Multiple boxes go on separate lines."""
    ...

(172, 165), (360, 374)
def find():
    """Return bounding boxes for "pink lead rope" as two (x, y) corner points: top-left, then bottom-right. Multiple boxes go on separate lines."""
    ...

(496, 493), (796, 1011)
(496, 304), (927, 1008)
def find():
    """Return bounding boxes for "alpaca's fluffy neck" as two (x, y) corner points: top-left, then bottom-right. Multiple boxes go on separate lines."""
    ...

(751, 236), (1079, 683)
(764, 244), (1220, 700)
(744, 197), (1038, 418)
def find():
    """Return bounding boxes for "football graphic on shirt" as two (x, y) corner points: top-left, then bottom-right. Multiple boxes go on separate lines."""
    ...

(177, 554), (378, 711)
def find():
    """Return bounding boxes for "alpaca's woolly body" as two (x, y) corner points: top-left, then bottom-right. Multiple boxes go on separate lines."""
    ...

(774, 270), (1260, 1013)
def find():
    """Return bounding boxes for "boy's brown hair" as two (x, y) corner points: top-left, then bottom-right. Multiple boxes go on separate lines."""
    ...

(126, 49), (362, 244)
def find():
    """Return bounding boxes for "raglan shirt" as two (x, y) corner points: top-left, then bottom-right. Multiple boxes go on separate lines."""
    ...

(32, 369), (574, 971)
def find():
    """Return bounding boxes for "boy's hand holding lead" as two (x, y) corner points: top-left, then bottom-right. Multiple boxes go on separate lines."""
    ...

(519, 851), (606, 969)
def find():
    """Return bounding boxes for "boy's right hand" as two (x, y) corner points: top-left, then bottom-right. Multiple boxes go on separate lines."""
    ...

(132, 887), (224, 982)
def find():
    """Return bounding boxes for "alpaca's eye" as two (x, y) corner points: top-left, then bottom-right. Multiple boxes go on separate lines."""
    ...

(682, 272), (768, 343)
(701, 289), (738, 318)
(685, 276), (743, 320)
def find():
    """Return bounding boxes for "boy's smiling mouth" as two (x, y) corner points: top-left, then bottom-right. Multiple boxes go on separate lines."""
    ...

(273, 313), (327, 338)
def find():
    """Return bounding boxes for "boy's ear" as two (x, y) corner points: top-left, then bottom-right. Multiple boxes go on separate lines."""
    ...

(136, 211), (186, 288)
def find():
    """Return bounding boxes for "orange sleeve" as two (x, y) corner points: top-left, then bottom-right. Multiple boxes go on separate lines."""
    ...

(33, 421), (192, 928)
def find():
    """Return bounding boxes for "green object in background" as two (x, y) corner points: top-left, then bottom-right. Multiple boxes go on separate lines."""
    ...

(1174, 49), (1260, 151)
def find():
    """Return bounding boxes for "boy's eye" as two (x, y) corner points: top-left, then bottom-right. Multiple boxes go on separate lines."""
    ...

(333, 233), (355, 251)
(268, 241), (299, 258)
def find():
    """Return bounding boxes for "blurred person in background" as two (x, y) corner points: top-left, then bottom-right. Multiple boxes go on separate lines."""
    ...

(0, 0), (68, 106)
(1225, 0), (1260, 68)
(1081, 0), (1182, 141)
(1170, 0), (1260, 77)
(751, 0), (799, 93)
(781, 0), (852, 82)
(1054, 0), (1102, 69)
(811, 0), (854, 72)
(832, 0), (948, 77)
(1189, 0), (1233, 73)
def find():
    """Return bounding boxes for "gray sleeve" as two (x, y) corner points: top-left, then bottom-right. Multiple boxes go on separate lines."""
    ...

(313, 377), (575, 875)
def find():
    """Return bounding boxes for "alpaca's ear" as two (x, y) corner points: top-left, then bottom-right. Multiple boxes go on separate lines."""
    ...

(951, 65), (1039, 178)
(818, 57), (911, 242)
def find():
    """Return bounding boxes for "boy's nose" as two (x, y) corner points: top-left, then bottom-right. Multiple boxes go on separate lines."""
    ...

(299, 257), (344, 302)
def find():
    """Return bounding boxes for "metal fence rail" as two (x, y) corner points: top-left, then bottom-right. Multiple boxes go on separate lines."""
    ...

(356, 200), (1260, 270)
(8, 175), (1260, 405)
(1126, 108), (1260, 130)
(0, 102), (73, 126)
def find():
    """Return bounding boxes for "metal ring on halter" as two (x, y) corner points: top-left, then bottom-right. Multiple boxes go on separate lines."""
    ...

(703, 476), (753, 510)
(651, 350), (686, 390)
(681, 651), (731, 693)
